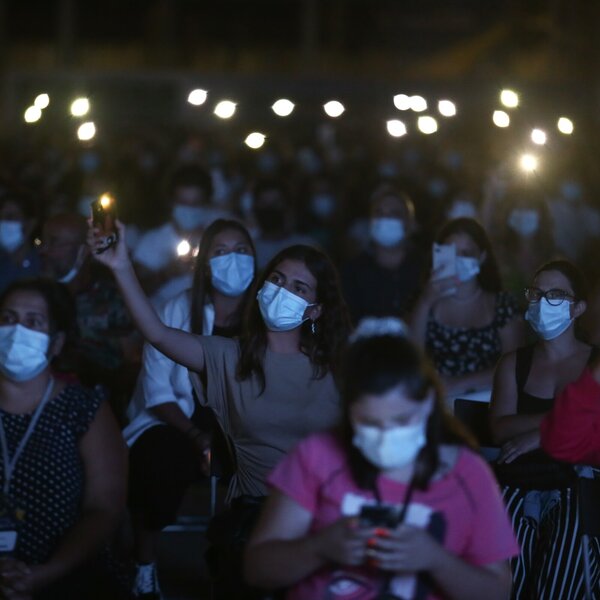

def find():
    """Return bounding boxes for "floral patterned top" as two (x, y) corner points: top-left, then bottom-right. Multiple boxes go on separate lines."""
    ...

(426, 292), (520, 377)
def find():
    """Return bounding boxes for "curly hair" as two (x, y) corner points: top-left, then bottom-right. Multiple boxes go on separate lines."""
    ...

(237, 244), (351, 392)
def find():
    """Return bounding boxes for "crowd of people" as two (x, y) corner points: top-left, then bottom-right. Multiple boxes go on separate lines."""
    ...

(1, 122), (600, 599)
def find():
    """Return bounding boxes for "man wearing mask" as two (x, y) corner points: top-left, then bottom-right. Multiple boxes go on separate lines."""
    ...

(0, 192), (41, 294)
(132, 165), (222, 300)
(250, 178), (315, 269)
(341, 184), (426, 325)
(41, 213), (139, 417)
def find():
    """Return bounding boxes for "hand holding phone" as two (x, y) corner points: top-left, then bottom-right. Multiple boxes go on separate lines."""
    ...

(431, 243), (456, 280)
(91, 193), (118, 254)
(359, 504), (401, 529)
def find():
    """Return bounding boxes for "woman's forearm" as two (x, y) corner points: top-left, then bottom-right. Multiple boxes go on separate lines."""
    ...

(244, 535), (326, 589)
(31, 508), (122, 590)
(491, 413), (545, 445)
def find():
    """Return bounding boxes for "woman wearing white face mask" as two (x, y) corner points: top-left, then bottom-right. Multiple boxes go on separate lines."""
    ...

(123, 219), (256, 598)
(244, 320), (517, 599)
(490, 260), (595, 599)
(0, 279), (126, 598)
(410, 218), (526, 398)
(89, 221), (350, 594)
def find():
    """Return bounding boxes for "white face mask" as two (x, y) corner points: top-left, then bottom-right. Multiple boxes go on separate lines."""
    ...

(209, 252), (255, 297)
(455, 256), (481, 282)
(508, 209), (539, 237)
(0, 324), (50, 382)
(257, 281), (315, 332)
(525, 298), (573, 340)
(353, 420), (427, 470)
(370, 218), (405, 247)
(0, 221), (24, 253)
(172, 204), (210, 231)
(447, 200), (477, 220)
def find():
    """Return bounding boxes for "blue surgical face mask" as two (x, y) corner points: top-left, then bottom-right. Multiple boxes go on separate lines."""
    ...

(508, 209), (539, 237)
(172, 204), (211, 231)
(310, 193), (336, 219)
(0, 324), (50, 382)
(257, 281), (315, 332)
(447, 200), (477, 220)
(455, 256), (481, 282)
(370, 218), (405, 247)
(209, 252), (255, 297)
(525, 298), (573, 340)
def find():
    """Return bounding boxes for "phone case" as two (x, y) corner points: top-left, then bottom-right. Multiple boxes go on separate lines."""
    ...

(432, 243), (456, 280)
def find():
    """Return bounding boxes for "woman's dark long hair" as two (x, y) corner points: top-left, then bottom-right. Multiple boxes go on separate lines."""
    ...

(339, 334), (476, 492)
(435, 217), (502, 293)
(236, 244), (351, 391)
(189, 219), (257, 335)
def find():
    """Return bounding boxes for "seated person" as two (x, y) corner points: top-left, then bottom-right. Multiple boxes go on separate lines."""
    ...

(341, 184), (426, 324)
(0, 191), (41, 295)
(244, 319), (517, 600)
(490, 259), (594, 599)
(0, 279), (126, 599)
(40, 213), (139, 418)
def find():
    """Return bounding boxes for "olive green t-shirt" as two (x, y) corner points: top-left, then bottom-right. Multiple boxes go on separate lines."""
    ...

(190, 336), (340, 500)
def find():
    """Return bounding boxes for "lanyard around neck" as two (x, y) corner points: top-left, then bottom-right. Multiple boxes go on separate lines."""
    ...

(0, 377), (55, 495)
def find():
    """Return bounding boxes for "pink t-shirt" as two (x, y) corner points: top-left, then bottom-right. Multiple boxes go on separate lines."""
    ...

(268, 432), (519, 600)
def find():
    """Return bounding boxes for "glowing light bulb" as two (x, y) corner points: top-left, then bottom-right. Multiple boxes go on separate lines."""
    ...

(177, 240), (191, 256)
(323, 101), (345, 118)
(71, 97), (90, 117)
(520, 154), (538, 173)
(393, 94), (411, 111)
(493, 110), (510, 128)
(417, 116), (438, 134)
(77, 122), (96, 141)
(34, 94), (50, 109)
(272, 99), (295, 117)
(500, 89), (519, 108)
(244, 132), (266, 149)
(187, 89), (208, 106)
(557, 117), (574, 135)
(437, 100), (456, 117)
(531, 129), (547, 145)
(214, 100), (237, 119)
(24, 106), (42, 123)
(410, 96), (427, 112)
(99, 193), (113, 209)
(386, 120), (407, 137)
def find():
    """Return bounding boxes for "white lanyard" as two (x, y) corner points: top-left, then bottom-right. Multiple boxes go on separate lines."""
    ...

(0, 377), (54, 496)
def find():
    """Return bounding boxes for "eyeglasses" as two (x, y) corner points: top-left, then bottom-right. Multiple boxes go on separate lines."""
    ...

(524, 287), (576, 306)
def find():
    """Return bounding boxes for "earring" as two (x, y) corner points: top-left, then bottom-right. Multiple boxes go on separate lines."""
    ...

(311, 321), (316, 335)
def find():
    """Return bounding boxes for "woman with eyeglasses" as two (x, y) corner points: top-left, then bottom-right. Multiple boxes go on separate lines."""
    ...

(490, 259), (597, 599)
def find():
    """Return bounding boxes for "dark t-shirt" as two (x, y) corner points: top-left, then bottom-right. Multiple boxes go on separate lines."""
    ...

(341, 246), (425, 325)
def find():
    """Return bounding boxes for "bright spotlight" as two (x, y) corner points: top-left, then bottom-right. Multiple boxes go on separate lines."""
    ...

(520, 154), (538, 173)
(417, 116), (438, 134)
(323, 100), (345, 118)
(386, 119), (407, 137)
(245, 132), (266, 149)
(187, 89), (208, 106)
(71, 97), (90, 117)
(531, 128), (547, 145)
(24, 106), (42, 124)
(557, 117), (574, 135)
(34, 94), (50, 109)
(177, 240), (191, 256)
(393, 94), (411, 111)
(493, 110), (510, 128)
(500, 89), (519, 108)
(214, 100), (237, 119)
(272, 99), (295, 117)
(437, 100), (456, 117)
(77, 121), (96, 141)
(409, 96), (427, 112)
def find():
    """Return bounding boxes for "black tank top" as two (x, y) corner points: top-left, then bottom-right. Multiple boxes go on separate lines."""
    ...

(515, 345), (553, 415)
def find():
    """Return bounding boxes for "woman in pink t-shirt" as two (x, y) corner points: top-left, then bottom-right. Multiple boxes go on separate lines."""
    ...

(245, 321), (518, 600)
